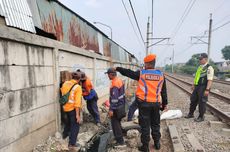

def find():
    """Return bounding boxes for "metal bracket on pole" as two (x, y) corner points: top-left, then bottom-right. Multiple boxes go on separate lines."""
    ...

(190, 36), (208, 44)
(147, 37), (171, 48)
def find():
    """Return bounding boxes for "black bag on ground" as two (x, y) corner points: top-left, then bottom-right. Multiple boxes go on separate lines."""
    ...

(59, 84), (77, 105)
(115, 104), (126, 119)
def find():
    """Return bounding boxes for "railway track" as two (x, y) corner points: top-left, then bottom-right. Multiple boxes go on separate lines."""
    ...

(165, 75), (230, 125)
(165, 73), (230, 104)
(169, 73), (230, 85)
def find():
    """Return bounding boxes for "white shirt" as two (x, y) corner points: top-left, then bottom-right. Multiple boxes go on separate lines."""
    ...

(201, 63), (214, 80)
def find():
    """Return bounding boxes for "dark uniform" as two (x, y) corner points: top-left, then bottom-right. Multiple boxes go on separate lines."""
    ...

(185, 61), (214, 121)
(116, 66), (168, 151)
(109, 76), (126, 144)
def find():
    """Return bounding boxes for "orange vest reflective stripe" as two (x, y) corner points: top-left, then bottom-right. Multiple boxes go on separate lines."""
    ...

(136, 69), (164, 102)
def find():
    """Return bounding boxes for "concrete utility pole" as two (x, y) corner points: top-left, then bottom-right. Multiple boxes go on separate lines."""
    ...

(207, 13), (212, 62)
(190, 13), (213, 62)
(146, 17), (150, 56)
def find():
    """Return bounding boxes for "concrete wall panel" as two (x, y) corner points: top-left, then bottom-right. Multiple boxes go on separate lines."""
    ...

(7, 42), (28, 65)
(59, 51), (94, 69)
(8, 66), (54, 91)
(1, 121), (56, 152)
(0, 104), (56, 148)
(0, 86), (55, 120)
(0, 40), (5, 65)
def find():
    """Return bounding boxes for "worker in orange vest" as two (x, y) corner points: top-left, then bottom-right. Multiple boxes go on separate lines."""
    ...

(114, 54), (168, 151)
(105, 68), (126, 146)
(60, 72), (82, 150)
(78, 70), (101, 125)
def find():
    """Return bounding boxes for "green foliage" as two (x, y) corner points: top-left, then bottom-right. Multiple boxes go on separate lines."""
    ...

(174, 53), (219, 75)
(180, 65), (197, 75)
(185, 54), (200, 67)
(221, 46), (230, 60)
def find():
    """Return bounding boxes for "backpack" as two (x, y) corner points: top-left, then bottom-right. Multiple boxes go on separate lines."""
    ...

(59, 83), (77, 105)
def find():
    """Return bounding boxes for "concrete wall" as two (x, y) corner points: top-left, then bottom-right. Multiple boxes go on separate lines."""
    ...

(0, 25), (137, 152)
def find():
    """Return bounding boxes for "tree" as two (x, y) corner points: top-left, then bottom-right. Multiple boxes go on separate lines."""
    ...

(221, 46), (230, 60)
(180, 53), (218, 75)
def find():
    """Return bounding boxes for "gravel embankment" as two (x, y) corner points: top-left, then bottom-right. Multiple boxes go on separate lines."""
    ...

(166, 80), (230, 152)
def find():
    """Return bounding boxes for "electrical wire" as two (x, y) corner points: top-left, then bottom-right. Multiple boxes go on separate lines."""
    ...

(121, 0), (145, 48)
(128, 0), (145, 44)
(212, 20), (230, 32)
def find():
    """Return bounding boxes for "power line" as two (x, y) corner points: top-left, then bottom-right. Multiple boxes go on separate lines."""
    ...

(121, 0), (144, 48)
(128, 0), (145, 44)
(158, 0), (197, 63)
(171, 0), (197, 39)
(212, 20), (230, 32)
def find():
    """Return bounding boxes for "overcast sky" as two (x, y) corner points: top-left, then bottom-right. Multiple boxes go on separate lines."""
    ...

(59, 0), (230, 66)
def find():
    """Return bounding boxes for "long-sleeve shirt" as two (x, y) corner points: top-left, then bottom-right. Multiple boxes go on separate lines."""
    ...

(116, 67), (168, 106)
(109, 77), (125, 110)
(82, 78), (97, 100)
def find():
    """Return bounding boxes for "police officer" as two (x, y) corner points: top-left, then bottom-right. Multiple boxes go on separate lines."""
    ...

(185, 53), (214, 122)
(114, 54), (168, 151)
(105, 68), (126, 146)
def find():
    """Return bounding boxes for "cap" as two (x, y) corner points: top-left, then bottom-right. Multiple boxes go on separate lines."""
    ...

(199, 53), (208, 60)
(144, 54), (156, 63)
(105, 68), (116, 74)
(71, 72), (81, 80)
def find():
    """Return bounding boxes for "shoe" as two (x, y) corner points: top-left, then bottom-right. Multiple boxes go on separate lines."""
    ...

(96, 122), (101, 127)
(62, 132), (69, 139)
(138, 145), (149, 152)
(184, 114), (194, 119)
(154, 141), (161, 150)
(114, 141), (126, 148)
(194, 117), (204, 122)
(68, 143), (80, 147)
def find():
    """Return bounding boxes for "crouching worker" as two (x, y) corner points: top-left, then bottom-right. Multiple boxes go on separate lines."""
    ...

(78, 70), (101, 125)
(60, 72), (82, 149)
(105, 68), (126, 146)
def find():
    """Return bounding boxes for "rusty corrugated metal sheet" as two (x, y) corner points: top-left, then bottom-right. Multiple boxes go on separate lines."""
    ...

(0, 0), (35, 33)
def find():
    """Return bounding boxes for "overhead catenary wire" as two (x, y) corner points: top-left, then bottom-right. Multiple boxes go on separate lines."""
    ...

(212, 20), (230, 32)
(121, 0), (145, 48)
(171, 0), (197, 39)
(128, 0), (145, 44)
(158, 0), (197, 63)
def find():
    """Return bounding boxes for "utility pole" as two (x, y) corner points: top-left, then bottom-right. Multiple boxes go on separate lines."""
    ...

(172, 49), (174, 73)
(146, 17), (150, 56)
(190, 13), (212, 62)
(207, 13), (212, 62)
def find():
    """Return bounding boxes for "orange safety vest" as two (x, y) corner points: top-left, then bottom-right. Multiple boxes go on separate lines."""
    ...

(82, 78), (93, 96)
(61, 79), (82, 112)
(136, 69), (164, 102)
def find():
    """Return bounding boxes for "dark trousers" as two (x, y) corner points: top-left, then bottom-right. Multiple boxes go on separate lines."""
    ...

(189, 85), (208, 118)
(138, 100), (161, 146)
(63, 110), (80, 146)
(127, 99), (138, 121)
(86, 97), (100, 123)
(111, 110), (124, 144)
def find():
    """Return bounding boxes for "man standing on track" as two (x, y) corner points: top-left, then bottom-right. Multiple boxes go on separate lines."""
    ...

(185, 53), (214, 122)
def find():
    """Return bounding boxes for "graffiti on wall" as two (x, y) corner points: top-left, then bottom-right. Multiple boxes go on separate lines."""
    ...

(95, 70), (110, 89)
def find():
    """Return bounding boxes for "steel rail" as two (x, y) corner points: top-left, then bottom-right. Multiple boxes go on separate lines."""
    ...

(166, 76), (230, 125)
